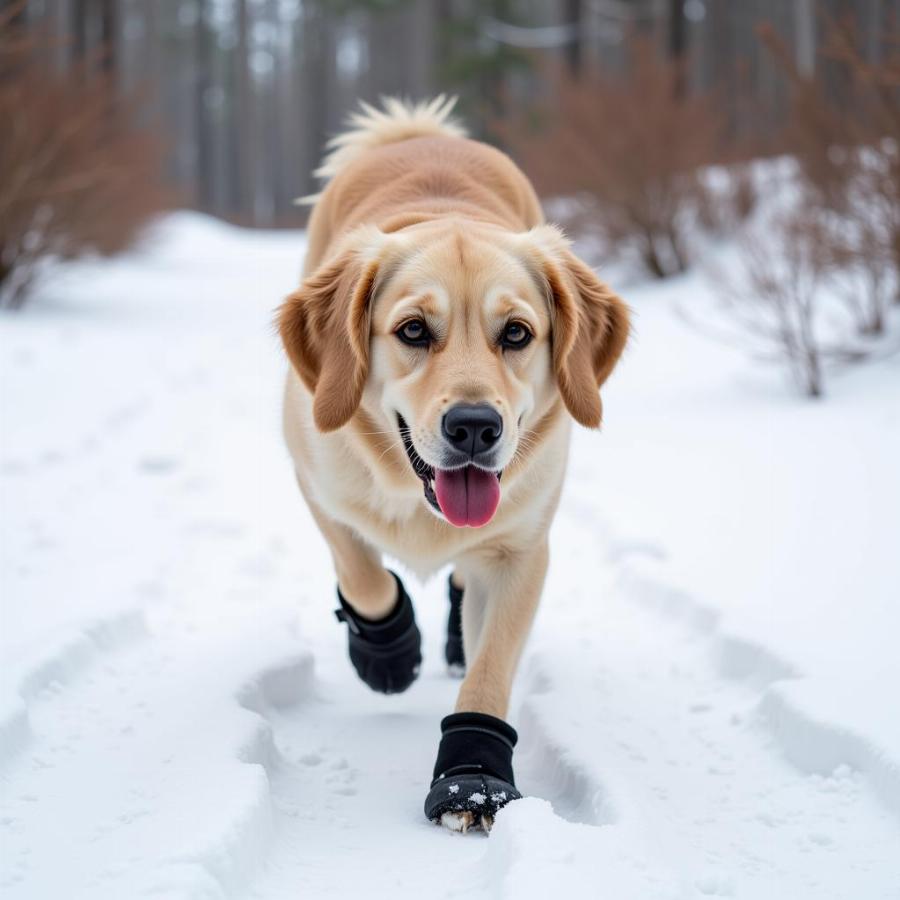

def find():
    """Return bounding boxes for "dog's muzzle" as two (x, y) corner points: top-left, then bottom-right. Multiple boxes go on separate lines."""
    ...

(397, 414), (503, 528)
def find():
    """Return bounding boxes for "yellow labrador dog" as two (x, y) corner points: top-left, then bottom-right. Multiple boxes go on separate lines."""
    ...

(279, 97), (629, 832)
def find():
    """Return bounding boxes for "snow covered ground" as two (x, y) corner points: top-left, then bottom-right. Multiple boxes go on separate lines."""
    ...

(1, 212), (898, 899)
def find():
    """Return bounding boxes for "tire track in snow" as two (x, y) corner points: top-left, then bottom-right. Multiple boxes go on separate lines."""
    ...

(240, 504), (900, 900)
(243, 571), (677, 900)
(507, 500), (900, 899)
(0, 609), (148, 765)
(0, 606), (311, 899)
(619, 557), (900, 825)
(244, 580), (495, 900)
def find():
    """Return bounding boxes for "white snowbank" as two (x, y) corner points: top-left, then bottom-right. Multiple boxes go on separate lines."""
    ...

(1, 210), (898, 899)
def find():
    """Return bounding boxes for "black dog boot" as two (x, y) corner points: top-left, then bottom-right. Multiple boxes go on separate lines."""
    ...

(334, 571), (421, 695)
(445, 575), (465, 676)
(424, 712), (522, 832)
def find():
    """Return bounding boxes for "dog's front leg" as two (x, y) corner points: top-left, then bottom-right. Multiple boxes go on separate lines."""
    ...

(303, 492), (423, 695)
(425, 540), (549, 831)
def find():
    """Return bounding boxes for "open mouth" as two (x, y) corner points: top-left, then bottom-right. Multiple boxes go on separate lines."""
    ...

(397, 415), (502, 528)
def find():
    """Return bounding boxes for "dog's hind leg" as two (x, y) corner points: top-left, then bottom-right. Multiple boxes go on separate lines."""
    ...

(425, 541), (548, 830)
(444, 570), (469, 677)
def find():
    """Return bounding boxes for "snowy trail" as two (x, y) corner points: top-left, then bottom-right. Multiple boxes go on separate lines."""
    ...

(243, 490), (900, 899)
(5, 527), (899, 899)
(0, 609), (305, 898)
(246, 589), (490, 900)
(3, 214), (899, 899)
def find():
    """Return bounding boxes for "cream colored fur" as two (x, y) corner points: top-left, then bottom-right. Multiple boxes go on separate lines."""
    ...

(279, 98), (629, 724)
(315, 95), (465, 181)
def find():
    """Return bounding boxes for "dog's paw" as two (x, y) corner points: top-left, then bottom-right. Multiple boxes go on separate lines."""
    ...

(425, 773), (520, 833)
(446, 661), (465, 679)
(440, 810), (493, 833)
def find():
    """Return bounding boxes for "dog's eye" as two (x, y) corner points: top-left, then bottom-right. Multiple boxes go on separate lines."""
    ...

(396, 320), (431, 347)
(500, 321), (532, 349)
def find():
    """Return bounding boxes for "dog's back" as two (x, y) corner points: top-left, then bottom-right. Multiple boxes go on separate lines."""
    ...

(302, 97), (543, 272)
(313, 95), (467, 181)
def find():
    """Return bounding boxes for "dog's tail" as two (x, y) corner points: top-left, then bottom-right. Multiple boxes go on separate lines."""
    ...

(309, 95), (466, 191)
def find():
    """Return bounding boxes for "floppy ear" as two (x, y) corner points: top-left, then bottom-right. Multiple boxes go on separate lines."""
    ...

(279, 238), (383, 432)
(524, 227), (630, 429)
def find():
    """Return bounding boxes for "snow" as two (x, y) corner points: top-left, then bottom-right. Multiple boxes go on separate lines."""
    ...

(592, 265), (900, 806)
(1, 210), (899, 899)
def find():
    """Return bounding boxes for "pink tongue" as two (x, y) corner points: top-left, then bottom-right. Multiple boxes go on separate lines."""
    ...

(434, 467), (501, 528)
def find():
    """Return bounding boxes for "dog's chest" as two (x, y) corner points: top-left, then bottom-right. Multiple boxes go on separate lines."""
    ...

(331, 486), (492, 575)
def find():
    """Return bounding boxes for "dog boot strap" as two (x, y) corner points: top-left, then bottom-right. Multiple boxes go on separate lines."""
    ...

(431, 711), (518, 786)
(335, 571), (415, 644)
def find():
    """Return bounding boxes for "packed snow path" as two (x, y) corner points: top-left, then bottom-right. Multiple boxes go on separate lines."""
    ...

(2, 215), (898, 899)
(249, 511), (900, 900)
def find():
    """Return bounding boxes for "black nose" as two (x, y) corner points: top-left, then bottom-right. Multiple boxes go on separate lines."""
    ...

(442, 404), (503, 459)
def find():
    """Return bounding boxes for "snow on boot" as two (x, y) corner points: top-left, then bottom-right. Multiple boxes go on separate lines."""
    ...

(424, 712), (521, 831)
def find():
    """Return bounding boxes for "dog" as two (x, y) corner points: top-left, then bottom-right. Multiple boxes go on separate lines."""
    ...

(278, 97), (629, 832)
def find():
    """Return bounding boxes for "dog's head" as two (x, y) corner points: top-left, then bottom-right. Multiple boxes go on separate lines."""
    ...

(279, 222), (629, 527)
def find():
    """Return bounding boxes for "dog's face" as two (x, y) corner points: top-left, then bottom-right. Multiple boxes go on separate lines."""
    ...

(280, 222), (628, 527)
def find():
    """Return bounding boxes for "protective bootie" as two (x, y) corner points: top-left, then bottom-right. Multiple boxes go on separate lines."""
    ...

(424, 712), (522, 831)
(445, 575), (465, 675)
(334, 571), (421, 695)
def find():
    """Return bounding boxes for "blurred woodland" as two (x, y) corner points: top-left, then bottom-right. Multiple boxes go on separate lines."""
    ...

(3, 0), (894, 224)
(1, 0), (898, 398)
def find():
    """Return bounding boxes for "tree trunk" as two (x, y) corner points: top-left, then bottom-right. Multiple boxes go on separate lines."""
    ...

(668, 0), (686, 96)
(235, 0), (253, 222)
(409, 0), (435, 97)
(804, 348), (823, 398)
(71, 0), (88, 65)
(194, 0), (211, 210)
(794, 0), (816, 78)
(99, 0), (115, 72)
(564, 0), (583, 77)
(642, 231), (668, 280)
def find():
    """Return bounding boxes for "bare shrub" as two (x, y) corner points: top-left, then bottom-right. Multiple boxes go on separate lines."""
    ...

(496, 36), (732, 279)
(0, 5), (170, 309)
(758, 15), (900, 332)
(814, 166), (897, 337)
(696, 161), (760, 235)
(716, 209), (870, 398)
